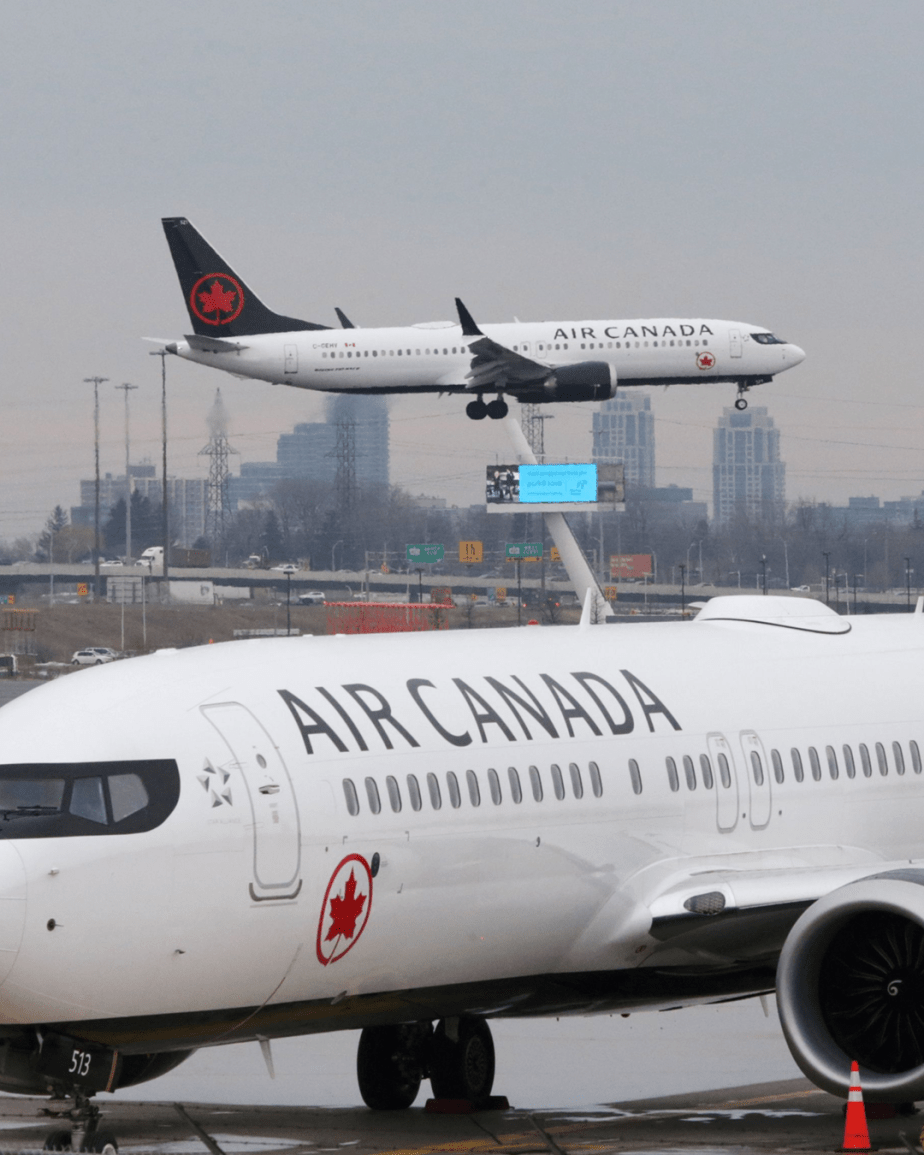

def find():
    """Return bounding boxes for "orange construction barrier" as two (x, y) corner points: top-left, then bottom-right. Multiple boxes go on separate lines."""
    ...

(843, 1061), (871, 1150)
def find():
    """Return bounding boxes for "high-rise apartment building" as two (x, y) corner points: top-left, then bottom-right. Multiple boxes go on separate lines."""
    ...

(712, 406), (785, 522)
(591, 393), (655, 488)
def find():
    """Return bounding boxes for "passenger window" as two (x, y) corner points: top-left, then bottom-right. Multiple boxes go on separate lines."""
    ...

(628, 759), (642, 795)
(666, 757), (680, 792)
(790, 748), (804, 782)
(589, 761), (604, 797)
(860, 743), (872, 777)
(508, 766), (523, 803)
(699, 754), (714, 789)
(427, 772), (442, 809)
(550, 764), (565, 800)
(876, 742), (888, 776)
(717, 752), (732, 788)
(487, 768), (502, 805)
(683, 755), (696, 790)
(466, 770), (481, 806)
(446, 771), (462, 808)
(529, 765), (543, 802)
(808, 747), (821, 781)
(342, 779), (359, 816)
(569, 762), (583, 799)
(842, 746), (856, 779)
(750, 751), (764, 786)
(386, 775), (402, 812)
(912, 741), (922, 774)
(406, 774), (422, 811)
(825, 746), (838, 780)
(893, 741), (905, 776)
(108, 773), (148, 822)
(770, 750), (784, 785)
(364, 777), (381, 815)
(70, 777), (108, 824)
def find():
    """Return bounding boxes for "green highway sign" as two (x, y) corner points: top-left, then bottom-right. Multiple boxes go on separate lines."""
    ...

(406, 543), (444, 564)
(505, 542), (543, 559)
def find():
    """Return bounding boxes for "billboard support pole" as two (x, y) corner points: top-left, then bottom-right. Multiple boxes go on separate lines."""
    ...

(503, 417), (615, 621)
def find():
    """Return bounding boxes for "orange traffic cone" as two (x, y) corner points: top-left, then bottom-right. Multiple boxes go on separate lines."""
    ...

(843, 1061), (871, 1150)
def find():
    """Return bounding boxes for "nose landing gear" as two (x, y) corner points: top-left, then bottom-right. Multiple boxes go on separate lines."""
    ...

(42, 1091), (117, 1153)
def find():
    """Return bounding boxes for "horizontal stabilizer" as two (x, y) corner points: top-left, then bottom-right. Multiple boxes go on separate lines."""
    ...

(184, 334), (249, 354)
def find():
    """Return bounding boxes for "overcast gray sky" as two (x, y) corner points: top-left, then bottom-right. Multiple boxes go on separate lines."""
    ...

(3, 0), (923, 539)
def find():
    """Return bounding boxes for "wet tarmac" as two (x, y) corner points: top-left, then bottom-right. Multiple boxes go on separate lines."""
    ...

(0, 1080), (918, 1155)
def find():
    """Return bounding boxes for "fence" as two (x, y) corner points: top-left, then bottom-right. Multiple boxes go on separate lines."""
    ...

(325, 602), (449, 635)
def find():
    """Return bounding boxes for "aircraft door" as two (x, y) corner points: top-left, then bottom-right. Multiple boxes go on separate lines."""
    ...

(729, 330), (743, 358)
(284, 344), (298, 374)
(708, 732), (738, 832)
(201, 703), (302, 900)
(740, 731), (772, 829)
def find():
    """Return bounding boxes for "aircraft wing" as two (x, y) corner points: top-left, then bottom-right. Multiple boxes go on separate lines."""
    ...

(456, 298), (549, 392)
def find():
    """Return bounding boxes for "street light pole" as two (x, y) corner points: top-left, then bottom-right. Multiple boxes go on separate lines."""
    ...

(83, 377), (108, 600)
(115, 384), (138, 562)
(679, 563), (686, 617)
(905, 557), (912, 610)
(286, 571), (291, 635)
(760, 554), (768, 595)
(823, 551), (831, 606)
(149, 350), (169, 588)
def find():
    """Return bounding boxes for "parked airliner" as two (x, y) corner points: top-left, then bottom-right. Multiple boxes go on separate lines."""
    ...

(0, 595), (922, 1148)
(158, 218), (805, 418)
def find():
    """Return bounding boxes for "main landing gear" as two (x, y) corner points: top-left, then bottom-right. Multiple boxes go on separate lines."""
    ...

(356, 1015), (496, 1110)
(42, 1090), (117, 1154)
(465, 397), (508, 421)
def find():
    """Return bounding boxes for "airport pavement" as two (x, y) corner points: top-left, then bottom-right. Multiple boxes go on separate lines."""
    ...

(0, 1080), (918, 1155)
(0, 681), (41, 707)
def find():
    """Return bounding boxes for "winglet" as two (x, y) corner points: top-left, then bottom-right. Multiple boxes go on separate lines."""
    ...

(455, 298), (484, 338)
(335, 307), (355, 329)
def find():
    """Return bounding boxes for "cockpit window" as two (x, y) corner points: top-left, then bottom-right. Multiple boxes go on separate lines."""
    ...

(0, 760), (178, 838)
(751, 332), (786, 345)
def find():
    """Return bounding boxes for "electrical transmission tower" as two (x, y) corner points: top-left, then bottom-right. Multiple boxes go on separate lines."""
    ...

(198, 389), (238, 551)
(520, 404), (553, 461)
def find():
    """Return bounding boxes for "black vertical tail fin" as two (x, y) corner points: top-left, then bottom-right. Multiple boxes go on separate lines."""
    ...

(161, 218), (330, 337)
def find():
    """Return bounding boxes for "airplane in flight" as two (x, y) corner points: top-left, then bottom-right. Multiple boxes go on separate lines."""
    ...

(0, 593), (921, 1149)
(158, 218), (806, 419)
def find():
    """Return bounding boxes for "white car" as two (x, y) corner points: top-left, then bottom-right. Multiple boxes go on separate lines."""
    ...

(297, 590), (326, 605)
(71, 647), (119, 666)
(272, 563), (299, 574)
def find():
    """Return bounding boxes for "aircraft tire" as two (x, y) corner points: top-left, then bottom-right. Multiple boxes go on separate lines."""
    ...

(43, 1131), (72, 1151)
(356, 1025), (423, 1111)
(428, 1015), (495, 1102)
(486, 399), (508, 420)
(466, 400), (487, 420)
(734, 397), (748, 410)
(83, 1133), (118, 1155)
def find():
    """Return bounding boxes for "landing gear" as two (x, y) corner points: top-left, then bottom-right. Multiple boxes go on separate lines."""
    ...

(465, 397), (508, 420)
(356, 1016), (496, 1109)
(428, 1016), (495, 1103)
(734, 396), (748, 411)
(356, 1023), (428, 1110)
(41, 1091), (117, 1153)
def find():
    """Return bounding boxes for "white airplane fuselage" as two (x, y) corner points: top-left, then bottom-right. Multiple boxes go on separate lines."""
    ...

(169, 317), (804, 396)
(0, 597), (922, 1106)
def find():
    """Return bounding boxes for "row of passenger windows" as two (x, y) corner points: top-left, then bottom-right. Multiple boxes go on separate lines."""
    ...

(663, 739), (923, 793)
(321, 339), (708, 359)
(342, 761), (604, 817)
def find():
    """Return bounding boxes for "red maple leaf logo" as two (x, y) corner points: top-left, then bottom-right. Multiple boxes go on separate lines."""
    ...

(326, 869), (366, 941)
(198, 279), (237, 316)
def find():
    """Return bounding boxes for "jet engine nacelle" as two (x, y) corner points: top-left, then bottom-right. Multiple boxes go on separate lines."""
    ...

(777, 871), (924, 1101)
(538, 361), (616, 403)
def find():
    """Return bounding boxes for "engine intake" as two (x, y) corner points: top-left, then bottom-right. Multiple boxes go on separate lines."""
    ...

(777, 871), (924, 1101)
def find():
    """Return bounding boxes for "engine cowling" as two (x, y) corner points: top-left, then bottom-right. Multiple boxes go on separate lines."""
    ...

(777, 871), (924, 1101)
(529, 361), (616, 403)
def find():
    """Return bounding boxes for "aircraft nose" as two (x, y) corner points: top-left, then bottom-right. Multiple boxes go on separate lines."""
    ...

(787, 344), (806, 366)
